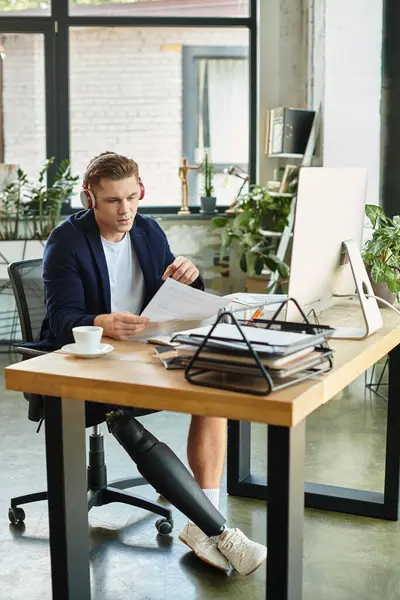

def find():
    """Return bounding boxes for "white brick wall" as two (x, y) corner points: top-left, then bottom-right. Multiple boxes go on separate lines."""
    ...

(3, 34), (46, 180)
(3, 27), (247, 206)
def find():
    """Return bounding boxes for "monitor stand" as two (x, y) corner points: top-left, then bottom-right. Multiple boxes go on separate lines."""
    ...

(330, 239), (383, 340)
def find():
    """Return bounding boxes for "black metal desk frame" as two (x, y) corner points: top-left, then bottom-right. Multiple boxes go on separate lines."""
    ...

(228, 345), (400, 522)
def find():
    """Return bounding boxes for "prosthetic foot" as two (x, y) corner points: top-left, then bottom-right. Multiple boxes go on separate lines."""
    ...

(106, 409), (226, 538)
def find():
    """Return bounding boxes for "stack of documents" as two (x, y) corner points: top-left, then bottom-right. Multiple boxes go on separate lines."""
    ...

(154, 322), (334, 381)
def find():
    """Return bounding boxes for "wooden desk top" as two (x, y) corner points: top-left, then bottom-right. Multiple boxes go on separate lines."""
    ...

(5, 302), (400, 427)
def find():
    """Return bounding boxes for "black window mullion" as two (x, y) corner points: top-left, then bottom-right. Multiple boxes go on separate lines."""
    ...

(68, 16), (251, 28)
(44, 24), (58, 184)
(52, 0), (70, 169)
(0, 18), (52, 32)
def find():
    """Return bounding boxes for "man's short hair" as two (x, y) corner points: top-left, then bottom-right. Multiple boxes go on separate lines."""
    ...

(86, 152), (139, 188)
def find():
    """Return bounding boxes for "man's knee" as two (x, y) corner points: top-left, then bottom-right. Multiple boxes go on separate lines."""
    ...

(106, 409), (159, 460)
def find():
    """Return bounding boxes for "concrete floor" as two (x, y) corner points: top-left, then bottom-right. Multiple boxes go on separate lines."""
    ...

(0, 353), (398, 600)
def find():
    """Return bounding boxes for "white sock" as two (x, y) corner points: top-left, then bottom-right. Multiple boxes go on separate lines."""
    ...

(202, 488), (220, 511)
(188, 488), (221, 528)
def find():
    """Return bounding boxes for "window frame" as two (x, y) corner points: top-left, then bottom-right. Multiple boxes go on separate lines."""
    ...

(182, 44), (249, 205)
(0, 0), (257, 215)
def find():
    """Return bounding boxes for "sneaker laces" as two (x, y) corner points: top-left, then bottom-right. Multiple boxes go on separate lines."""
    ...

(222, 529), (249, 558)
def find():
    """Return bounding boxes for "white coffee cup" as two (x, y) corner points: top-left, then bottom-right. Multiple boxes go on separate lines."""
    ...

(72, 326), (103, 354)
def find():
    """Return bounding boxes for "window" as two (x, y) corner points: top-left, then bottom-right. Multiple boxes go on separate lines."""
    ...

(69, 0), (249, 18)
(69, 27), (248, 208)
(0, 33), (46, 180)
(183, 45), (249, 206)
(0, 0), (256, 212)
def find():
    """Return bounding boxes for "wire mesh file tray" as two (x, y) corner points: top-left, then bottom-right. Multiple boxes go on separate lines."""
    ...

(183, 297), (335, 396)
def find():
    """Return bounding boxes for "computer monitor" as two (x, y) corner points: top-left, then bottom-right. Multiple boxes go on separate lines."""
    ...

(286, 167), (382, 338)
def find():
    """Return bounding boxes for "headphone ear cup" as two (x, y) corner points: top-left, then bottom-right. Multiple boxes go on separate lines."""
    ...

(80, 189), (95, 209)
(138, 178), (145, 201)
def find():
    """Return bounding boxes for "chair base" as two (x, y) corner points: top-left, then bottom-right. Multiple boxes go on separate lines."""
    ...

(9, 431), (173, 534)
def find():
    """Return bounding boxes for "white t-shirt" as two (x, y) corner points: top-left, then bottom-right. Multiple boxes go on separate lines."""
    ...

(101, 234), (146, 315)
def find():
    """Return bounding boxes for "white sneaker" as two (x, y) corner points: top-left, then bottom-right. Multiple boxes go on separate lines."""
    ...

(178, 521), (230, 573)
(217, 528), (267, 576)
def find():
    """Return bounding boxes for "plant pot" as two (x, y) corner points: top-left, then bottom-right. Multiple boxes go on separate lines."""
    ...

(370, 281), (396, 307)
(245, 274), (269, 293)
(200, 196), (217, 214)
(366, 266), (396, 307)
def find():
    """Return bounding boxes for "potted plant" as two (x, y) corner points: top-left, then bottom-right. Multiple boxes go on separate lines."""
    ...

(200, 152), (216, 214)
(0, 158), (78, 241)
(25, 158), (78, 240)
(211, 184), (292, 290)
(0, 158), (78, 276)
(0, 169), (29, 241)
(362, 204), (400, 305)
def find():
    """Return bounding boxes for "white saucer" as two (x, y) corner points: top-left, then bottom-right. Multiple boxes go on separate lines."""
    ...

(61, 343), (114, 358)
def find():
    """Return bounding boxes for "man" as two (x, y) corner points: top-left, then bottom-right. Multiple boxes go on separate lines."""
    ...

(41, 151), (267, 576)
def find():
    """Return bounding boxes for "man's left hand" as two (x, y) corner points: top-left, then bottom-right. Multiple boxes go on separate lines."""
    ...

(162, 256), (199, 286)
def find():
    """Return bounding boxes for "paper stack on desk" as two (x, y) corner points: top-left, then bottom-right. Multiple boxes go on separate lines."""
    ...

(172, 323), (329, 355)
(154, 322), (334, 380)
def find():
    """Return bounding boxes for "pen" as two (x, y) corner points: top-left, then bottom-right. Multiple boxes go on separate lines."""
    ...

(249, 308), (262, 321)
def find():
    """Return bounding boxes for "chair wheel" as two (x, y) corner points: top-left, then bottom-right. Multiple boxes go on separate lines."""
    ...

(8, 507), (25, 524)
(155, 518), (173, 536)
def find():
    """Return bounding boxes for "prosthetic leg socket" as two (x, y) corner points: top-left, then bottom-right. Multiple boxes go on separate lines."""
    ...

(106, 409), (226, 537)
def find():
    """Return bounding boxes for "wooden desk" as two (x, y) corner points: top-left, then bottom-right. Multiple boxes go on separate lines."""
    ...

(5, 302), (400, 600)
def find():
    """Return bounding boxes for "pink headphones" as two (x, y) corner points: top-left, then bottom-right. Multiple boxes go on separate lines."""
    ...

(80, 153), (145, 209)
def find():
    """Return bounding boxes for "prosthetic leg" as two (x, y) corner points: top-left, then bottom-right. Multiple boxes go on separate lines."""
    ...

(106, 409), (226, 538)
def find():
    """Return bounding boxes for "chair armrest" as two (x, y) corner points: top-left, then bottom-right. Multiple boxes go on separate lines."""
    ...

(16, 347), (48, 359)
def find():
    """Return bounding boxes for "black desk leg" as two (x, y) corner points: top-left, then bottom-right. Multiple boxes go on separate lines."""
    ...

(267, 421), (305, 600)
(44, 397), (91, 600)
(228, 345), (400, 521)
(383, 344), (400, 519)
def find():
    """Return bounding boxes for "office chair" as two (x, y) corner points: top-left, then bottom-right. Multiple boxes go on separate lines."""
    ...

(7, 258), (175, 534)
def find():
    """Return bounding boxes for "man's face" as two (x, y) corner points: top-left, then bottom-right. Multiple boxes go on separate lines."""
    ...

(93, 176), (140, 240)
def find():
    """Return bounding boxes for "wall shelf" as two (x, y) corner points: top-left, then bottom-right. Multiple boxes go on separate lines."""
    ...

(267, 153), (304, 159)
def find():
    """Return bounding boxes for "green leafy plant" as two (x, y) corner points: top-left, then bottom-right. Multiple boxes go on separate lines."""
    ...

(362, 204), (400, 295)
(0, 169), (28, 240)
(0, 158), (78, 241)
(26, 158), (78, 239)
(202, 152), (214, 198)
(212, 184), (292, 282)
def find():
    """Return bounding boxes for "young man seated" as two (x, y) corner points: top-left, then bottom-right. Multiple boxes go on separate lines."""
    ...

(40, 151), (267, 575)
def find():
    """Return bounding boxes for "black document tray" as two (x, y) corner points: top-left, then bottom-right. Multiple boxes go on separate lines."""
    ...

(184, 297), (334, 396)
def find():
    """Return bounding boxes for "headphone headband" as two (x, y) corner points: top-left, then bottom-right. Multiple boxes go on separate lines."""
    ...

(80, 154), (145, 209)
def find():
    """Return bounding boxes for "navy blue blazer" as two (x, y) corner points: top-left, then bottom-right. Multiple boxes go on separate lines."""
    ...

(39, 209), (204, 349)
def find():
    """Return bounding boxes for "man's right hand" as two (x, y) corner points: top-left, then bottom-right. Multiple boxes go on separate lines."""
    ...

(93, 312), (150, 340)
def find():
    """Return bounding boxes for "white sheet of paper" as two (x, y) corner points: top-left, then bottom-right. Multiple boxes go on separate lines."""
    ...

(141, 278), (229, 323)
